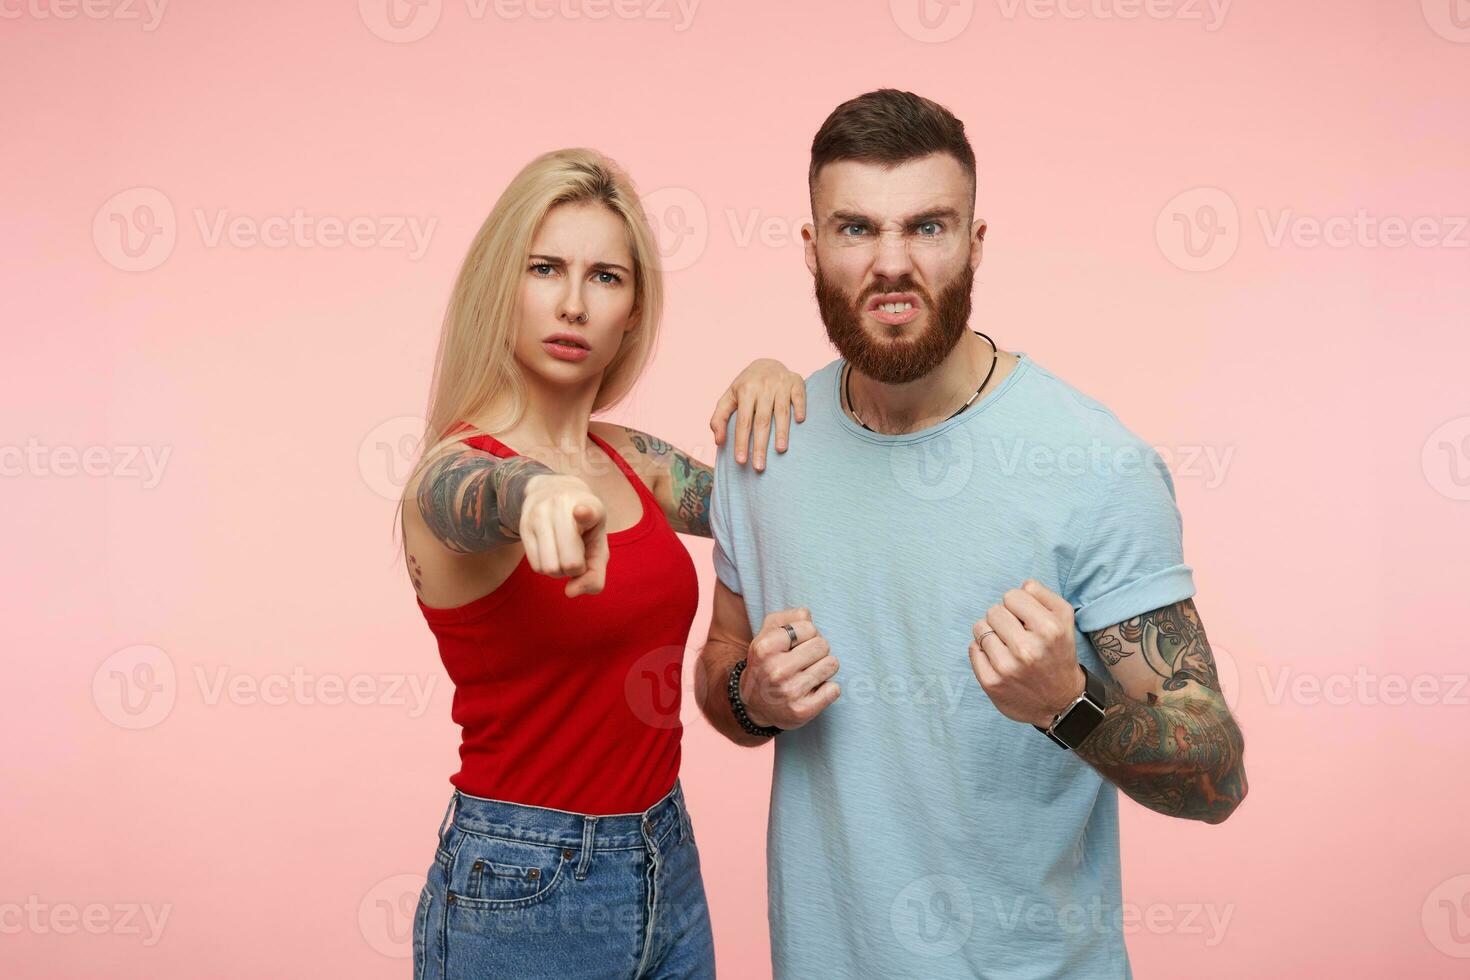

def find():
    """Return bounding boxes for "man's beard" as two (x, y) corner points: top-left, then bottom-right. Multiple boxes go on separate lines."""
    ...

(815, 260), (974, 385)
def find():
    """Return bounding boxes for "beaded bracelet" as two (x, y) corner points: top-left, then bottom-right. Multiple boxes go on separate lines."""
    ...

(728, 659), (783, 738)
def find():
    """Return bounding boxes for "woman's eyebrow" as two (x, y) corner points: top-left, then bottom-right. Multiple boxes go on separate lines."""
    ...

(528, 253), (631, 274)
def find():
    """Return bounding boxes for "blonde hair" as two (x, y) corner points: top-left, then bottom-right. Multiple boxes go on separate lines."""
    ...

(393, 147), (665, 537)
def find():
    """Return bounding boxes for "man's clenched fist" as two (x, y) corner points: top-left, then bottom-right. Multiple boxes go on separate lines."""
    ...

(741, 607), (841, 731)
(967, 579), (1087, 729)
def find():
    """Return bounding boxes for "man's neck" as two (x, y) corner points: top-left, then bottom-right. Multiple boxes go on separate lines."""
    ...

(845, 331), (1014, 435)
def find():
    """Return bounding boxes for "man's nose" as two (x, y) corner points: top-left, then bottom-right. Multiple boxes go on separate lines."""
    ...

(870, 233), (915, 281)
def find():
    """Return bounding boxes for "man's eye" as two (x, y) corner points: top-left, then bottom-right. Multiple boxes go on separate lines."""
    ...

(838, 224), (869, 237)
(916, 221), (941, 236)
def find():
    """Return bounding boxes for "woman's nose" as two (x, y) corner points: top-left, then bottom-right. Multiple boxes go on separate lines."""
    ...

(558, 286), (587, 324)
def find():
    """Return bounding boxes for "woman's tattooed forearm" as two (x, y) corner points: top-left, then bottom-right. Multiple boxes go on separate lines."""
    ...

(1075, 600), (1248, 824)
(416, 451), (552, 553)
(623, 427), (713, 537)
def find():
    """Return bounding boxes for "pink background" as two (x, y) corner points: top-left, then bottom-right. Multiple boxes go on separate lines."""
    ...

(4, 0), (1469, 977)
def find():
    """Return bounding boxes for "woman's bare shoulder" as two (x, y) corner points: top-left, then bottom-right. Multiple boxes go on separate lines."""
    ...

(590, 420), (669, 482)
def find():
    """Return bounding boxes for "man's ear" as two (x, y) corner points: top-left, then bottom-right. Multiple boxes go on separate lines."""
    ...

(970, 217), (988, 269)
(802, 222), (818, 278)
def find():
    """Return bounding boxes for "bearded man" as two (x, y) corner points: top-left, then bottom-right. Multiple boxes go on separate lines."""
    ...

(695, 88), (1248, 980)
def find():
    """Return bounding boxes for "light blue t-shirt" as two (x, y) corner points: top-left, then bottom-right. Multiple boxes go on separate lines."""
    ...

(711, 352), (1196, 980)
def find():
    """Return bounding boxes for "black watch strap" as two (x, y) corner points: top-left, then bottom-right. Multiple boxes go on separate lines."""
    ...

(1035, 664), (1108, 749)
(729, 659), (782, 738)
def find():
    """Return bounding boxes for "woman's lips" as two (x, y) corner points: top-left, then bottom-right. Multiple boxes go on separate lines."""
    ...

(542, 339), (591, 362)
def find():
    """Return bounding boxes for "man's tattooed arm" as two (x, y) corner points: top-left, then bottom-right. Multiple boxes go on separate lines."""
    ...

(415, 449), (555, 553)
(620, 427), (714, 538)
(1072, 598), (1249, 824)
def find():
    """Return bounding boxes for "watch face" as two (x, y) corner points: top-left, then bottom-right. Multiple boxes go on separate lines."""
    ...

(1053, 698), (1106, 746)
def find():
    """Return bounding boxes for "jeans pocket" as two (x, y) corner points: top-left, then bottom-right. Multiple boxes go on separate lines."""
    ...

(446, 830), (572, 912)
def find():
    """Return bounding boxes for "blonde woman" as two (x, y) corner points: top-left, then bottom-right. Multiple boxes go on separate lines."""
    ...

(398, 148), (803, 979)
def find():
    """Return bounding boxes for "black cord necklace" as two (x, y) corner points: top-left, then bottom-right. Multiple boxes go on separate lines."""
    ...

(843, 329), (999, 433)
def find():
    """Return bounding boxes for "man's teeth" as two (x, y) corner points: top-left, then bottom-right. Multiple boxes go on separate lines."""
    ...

(877, 302), (913, 314)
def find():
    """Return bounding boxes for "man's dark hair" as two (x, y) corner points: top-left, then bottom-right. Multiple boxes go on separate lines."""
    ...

(808, 89), (976, 210)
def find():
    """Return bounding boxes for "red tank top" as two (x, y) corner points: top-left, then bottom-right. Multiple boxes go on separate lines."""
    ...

(415, 423), (699, 814)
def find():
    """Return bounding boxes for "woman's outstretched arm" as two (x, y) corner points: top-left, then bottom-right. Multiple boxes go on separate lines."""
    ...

(410, 446), (610, 596)
(415, 448), (556, 553)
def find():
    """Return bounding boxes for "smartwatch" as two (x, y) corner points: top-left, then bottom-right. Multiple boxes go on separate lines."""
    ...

(1034, 665), (1108, 749)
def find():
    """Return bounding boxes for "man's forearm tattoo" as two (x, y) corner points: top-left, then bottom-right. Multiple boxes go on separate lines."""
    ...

(416, 451), (553, 553)
(1075, 599), (1248, 824)
(623, 427), (714, 538)
(1090, 600), (1220, 692)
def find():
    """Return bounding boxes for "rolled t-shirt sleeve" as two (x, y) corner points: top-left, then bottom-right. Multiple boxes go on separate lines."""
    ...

(1065, 439), (1196, 633)
(710, 442), (743, 596)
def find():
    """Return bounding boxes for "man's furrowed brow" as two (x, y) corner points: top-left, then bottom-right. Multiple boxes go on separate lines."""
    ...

(826, 207), (964, 227)
(828, 210), (874, 226)
(904, 206), (964, 226)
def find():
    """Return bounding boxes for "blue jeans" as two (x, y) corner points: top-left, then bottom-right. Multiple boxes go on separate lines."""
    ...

(413, 780), (716, 979)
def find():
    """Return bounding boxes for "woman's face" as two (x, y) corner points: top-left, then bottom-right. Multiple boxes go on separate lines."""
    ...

(512, 201), (637, 390)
